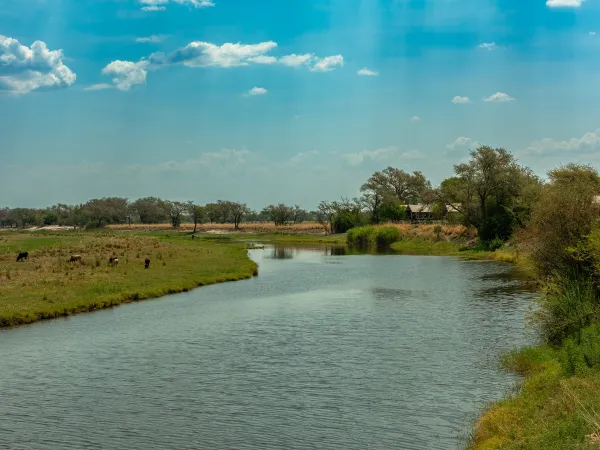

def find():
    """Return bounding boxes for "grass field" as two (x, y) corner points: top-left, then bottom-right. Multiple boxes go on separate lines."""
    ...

(0, 231), (257, 328)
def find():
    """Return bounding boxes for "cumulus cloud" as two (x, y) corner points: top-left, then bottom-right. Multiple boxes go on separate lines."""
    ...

(446, 137), (479, 152)
(140, 0), (214, 11)
(136, 35), (168, 44)
(247, 87), (268, 96)
(279, 53), (314, 67)
(99, 41), (343, 90)
(478, 42), (497, 50)
(310, 55), (344, 72)
(342, 147), (423, 166)
(546, 0), (584, 7)
(523, 129), (600, 156)
(0, 35), (76, 94)
(483, 92), (516, 102)
(152, 41), (278, 68)
(102, 60), (149, 91)
(452, 96), (470, 104)
(84, 83), (113, 91)
(357, 67), (378, 76)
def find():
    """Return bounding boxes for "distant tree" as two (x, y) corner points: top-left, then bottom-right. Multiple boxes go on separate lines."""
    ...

(83, 197), (129, 228)
(364, 167), (432, 205)
(7, 208), (38, 228)
(263, 204), (293, 226)
(187, 201), (205, 233)
(131, 197), (167, 224)
(162, 200), (187, 228)
(204, 203), (221, 224)
(0, 207), (11, 227)
(218, 201), (250, 229)
(291, 205), (307, 224)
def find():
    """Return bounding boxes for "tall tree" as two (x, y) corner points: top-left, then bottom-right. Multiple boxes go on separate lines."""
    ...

(187, 201), (205, 233)
(131, 197), (167, 224)
(162, 200), (187, 228)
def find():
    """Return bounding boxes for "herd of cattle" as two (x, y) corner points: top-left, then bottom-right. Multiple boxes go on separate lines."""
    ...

(16, 251), (151, 268)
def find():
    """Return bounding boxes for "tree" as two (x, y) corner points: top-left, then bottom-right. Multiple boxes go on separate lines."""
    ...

(131, 197), (167, 224)
(217, 201), (250, 229)
(364, 167), (432, 204)
(263, 204), (293, 226)
(162, 200), (187, 228)
(526, 164), (600, 277)
(291, 205), (307, 224)
(187, 201), (204, 233)
(82, 197), (129, 228)
(204, 203), (221, 224)
(448, 145), (539, 242)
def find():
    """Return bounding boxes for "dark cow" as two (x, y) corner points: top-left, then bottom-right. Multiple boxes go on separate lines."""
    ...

(109, 256), (119, 266)
(69, 254), (82, 263)
(144, 258), (151, 269)
(16, 251), (28, 262)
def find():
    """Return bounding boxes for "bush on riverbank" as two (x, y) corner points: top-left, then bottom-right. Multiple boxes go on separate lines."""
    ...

(346, 226), (401, 248)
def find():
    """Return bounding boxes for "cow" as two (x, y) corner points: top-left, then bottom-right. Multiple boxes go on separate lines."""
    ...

(69, 254), (82, 263)
(109, 256), (119, 266)
(144, 258), (151, 269)
(16, 251), (28, 262)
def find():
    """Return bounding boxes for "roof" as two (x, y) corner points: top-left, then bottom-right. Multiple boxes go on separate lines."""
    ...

(406, 204), (432, 213)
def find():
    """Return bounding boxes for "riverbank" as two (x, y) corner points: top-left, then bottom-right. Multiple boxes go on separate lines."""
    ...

(0, 232), (257, 328)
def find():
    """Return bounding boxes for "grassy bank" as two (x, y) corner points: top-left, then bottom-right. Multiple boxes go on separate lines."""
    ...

(0, 231), (257, 328)
(469, 335), (600, 449)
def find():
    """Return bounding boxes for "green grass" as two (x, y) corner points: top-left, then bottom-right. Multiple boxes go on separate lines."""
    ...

(140, 231), (349, 245)
(469, 340), (600, 449)
(346, 226), (401, 248)
(0, 232), (257, 328)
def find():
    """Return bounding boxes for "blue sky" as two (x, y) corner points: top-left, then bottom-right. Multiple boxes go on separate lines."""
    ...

(1, 0), (600, 210)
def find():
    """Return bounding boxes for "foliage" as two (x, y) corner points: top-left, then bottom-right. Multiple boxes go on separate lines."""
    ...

(131, 197), (168, 224)
(346, 226), (401, 248)
(82, 197), (129, 228)
(217, 200), (251, 229)
(161, 200), (187, 228)
(186, 201), (205, 233)
(526, 164), (600, 278)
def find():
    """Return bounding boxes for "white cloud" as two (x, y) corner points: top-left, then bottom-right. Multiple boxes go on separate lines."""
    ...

(452, 96), (470, 104)
(247, 87), (267, 96)
(140, 0), (214, 11)
(310, 55), (344, 72)
(0, 35), (76, 94)
(278, 53), (314, 67)
(84, 83), (113, 91)
(483, 92), (516, 102)
(289, 150), (319, 165)
(342, 147), (423, 166)
(447, 137), (479, 152)
(102, 60), (149, 91)
(523, 129), (600, 155)
(410, 116), (420, 122)
(357, 67), (378, 76)
(155, 41), (278, 68)
(591, 31), (597, 36)
(136, 35), (167, 44)
(247, 55), (277, 64)
(546, 0), (584, 7)
(478, 42), (497, 50)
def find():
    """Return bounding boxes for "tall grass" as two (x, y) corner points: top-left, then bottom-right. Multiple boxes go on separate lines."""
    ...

(346, 226), (401, 248)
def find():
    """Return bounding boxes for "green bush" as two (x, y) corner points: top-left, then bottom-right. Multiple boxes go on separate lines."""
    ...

(347, 226), (401, 248)
(532, 271), (599, 346)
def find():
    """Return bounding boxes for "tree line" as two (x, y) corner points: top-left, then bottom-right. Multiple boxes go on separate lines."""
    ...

(0, 144), (587, 250)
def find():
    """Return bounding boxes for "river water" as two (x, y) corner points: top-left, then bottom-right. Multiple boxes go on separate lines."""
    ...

(0, 245), (538, 450)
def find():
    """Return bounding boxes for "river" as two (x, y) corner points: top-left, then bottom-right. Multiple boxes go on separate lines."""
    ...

(0, 245), (538, 449)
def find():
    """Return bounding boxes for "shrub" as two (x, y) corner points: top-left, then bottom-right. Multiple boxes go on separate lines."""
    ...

(347, 226), (401, 248)
(531, 271), (600, 346)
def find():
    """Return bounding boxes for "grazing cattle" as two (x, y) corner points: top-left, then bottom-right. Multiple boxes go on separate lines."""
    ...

(69, 254), (82, 263)
(16, 251), (28, 262)
(109, 257), (119, 266)
(144, 258), (151, 269)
